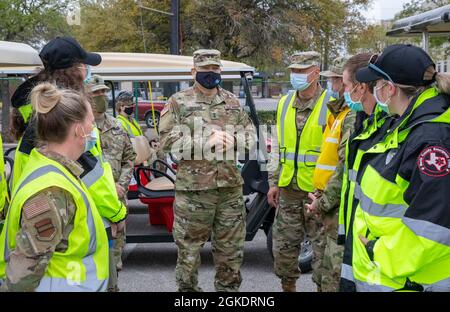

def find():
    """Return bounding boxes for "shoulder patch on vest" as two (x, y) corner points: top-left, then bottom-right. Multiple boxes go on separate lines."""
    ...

(417, 146), (450, 177)
(34, 218), (56, 240)
(23, 194), (53, 220)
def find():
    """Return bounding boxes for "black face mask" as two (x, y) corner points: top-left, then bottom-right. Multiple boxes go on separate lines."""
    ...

(195, 71), (222, 89)
(124, 106), (134, 116)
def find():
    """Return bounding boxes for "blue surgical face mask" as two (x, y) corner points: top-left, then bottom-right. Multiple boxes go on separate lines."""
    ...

(374, 83), (392, 114)
(82, 127), (97, 152)
(290, 72), (311, 91)
(327, 81), (340, 99)
(344, 84), (364, 112)
(83, 65), (92, 85)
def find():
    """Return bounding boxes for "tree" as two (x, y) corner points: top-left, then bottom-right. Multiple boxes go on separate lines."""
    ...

(349, 0), (450, 58)
(0, 0), (71, 48)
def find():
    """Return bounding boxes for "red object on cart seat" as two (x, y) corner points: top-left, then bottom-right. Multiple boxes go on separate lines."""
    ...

(139, 196), (174, 231)
(138, 176), (175, 232)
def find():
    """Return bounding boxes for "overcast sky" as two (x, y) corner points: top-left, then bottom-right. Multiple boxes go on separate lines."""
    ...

(363, 0), (412, 22)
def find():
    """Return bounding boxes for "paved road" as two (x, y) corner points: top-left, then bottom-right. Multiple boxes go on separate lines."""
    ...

(119, 201), (317, 292)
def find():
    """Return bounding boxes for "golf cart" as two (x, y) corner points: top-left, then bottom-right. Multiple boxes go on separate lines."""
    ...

(0, 51), (313, 272)
(0, 41), (44, 231)
(0, 41), (43, 176)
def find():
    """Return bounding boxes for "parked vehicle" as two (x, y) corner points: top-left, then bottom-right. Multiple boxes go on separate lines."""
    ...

(0, 50), (313, 272)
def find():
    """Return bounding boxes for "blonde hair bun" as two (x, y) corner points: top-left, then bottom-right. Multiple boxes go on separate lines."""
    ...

(31, 82), (61, 114)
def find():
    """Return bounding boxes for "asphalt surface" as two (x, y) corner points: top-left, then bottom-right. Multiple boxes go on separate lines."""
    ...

(118, 200), (317, 292)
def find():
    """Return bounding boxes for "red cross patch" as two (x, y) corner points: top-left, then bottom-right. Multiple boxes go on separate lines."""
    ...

(417, 146), (450, 177)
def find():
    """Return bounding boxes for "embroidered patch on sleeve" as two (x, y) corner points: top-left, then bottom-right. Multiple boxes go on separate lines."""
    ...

(417, 146), (450, 177)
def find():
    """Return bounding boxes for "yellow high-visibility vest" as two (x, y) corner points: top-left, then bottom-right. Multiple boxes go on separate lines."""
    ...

(276, 90), (331, 192)
(0, 149), (109, 291)
(117, 115), (143, 138)
(313, 106), (351, 190)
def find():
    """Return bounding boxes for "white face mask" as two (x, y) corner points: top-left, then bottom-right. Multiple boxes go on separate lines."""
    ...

(374, 82), (392, 114)
(79, 126), (97, 153)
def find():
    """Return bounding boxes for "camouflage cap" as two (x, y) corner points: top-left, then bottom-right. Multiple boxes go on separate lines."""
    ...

(321, 55), (352, 78)
(193, 49), (222, 67)
(288, 51), (321, 70)
(89, 74), (110, 92)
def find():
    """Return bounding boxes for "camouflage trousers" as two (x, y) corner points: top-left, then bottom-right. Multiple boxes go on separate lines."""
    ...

(108, 241), (119, 292)
(112, 226), (126, 271)
(273, 188), (325, 286)
(173, 187), (246, 292)
(320, 235), (344, 292)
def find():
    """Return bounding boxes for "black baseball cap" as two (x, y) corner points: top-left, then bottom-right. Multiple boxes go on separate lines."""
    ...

(356, 44), (436, 86)
(39, 36), (101, 70)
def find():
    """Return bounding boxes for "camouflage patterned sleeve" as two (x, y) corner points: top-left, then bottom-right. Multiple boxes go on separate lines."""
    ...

(118, 132), (136, 190)
(317, 111), (356, 215)
(4, 187), (74, 292)
(159, 96), (182, 155)
(267, 139), (281, 188)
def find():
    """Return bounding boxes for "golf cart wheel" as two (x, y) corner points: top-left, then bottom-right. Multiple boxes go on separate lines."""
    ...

(145, 112), (160, 128)
(299, 240), (313, 273)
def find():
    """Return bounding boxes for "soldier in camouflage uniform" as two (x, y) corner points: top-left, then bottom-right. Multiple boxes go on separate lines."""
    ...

(305, 56), (356, 292)
(159, 49), (256, 292)
(0, 150), (83, 291)
(0, 83), (108, 292)
(267, 52), (329, 292)
(90, 75), (136, 291)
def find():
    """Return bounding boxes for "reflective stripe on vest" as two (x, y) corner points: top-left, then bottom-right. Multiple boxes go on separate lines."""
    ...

(355, 280), (395, 292)
(403, 217), (450, 247)
(348, 169), (358, 182)
(276, 89), (330, 192)
(340, 263), (355, 282)
(351, 88), (450, 292)
(354, 183), (407, 218)
(0, 151), (108, 291)
(81, 156), (104, 188)
(313, 106), (350, 190)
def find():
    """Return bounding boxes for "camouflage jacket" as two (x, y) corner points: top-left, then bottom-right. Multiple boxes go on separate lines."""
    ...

(2, 150), (80, 292)
(159, 84), (256, 191)
(317, 97), (356, 236)
(268, 85), (323, 190)
(96, 113), (136, 192)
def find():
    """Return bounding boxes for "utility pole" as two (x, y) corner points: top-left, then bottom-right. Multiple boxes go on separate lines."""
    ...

(137, 0), (180, 96)
(170, 0), (180, 55)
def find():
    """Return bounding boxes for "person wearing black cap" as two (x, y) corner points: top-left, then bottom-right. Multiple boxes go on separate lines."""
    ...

(10, 36), (102, 190)
(345, 44), (450, 292)
(8, 37), (128, 291)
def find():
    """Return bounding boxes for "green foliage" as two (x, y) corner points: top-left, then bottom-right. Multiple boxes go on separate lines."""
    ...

(257, 110), (277, 126)
(349, 0), (450, 58)
(70, 0), (369, 72)
(0, 0), (71, 48)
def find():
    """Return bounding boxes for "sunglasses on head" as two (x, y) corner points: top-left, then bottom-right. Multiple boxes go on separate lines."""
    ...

(368, 53), (394, 83)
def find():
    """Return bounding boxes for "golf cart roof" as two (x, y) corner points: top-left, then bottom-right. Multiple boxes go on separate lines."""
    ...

(0, 41), (42, 67)
(0, 52), (255, 81)
(386, 4), (450, 37)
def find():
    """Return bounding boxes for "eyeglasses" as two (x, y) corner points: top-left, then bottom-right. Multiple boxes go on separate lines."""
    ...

(367, 53), (394, 83)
